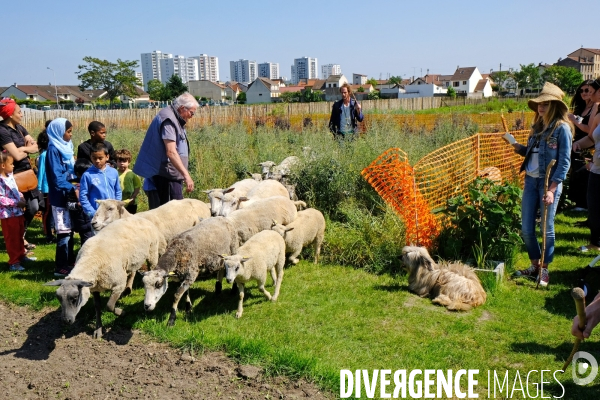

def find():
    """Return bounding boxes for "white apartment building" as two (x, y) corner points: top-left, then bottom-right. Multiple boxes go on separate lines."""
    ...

(321, 64), (341, 79)
(291, 57), (317, 84)
(159, 56), (199, 84)
(258, 62), (280, 80)
(135, 72), (143, 87)
(141, 50), (173, 89)
(230, 59), (258, 84)
(191, 54), (220, 82)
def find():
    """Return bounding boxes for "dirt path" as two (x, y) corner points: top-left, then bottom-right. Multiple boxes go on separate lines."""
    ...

(0, 302), (330, 399)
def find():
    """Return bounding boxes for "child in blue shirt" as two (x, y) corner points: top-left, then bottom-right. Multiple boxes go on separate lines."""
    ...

(79, 142), (122, 218)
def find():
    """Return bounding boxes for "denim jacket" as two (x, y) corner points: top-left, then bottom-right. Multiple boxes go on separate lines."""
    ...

(516, 122), (572, 184)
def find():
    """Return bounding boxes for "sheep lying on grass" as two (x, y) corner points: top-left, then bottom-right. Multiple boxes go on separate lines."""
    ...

(91, 198), (210, 243)
(219, 180), (290, 216)
(220, 230), (286, 318)
(226, 196), (300, 244)
(45, 217), (166, 339)
(141, 217), (239, 326)
(271, 208), (325, 264)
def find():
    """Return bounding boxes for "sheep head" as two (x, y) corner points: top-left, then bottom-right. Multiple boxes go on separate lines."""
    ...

(220, 255), (251, 284)
(91, 199), (130, 231)
(258, 161), (275, 175)
(219, 195), (248, 217)
(44, 279), (93, 324)
(203, 189), (224, 217)
(140, 270), (170, 311)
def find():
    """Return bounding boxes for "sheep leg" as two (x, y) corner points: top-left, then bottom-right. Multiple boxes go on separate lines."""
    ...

(106, 290), (124, 317)
(168, 281), (190, 326)
(92, 292), (103, 339)
(257, 277), (273, 302)
(287, 248), (302, 265)
(314, 236), (323, 264)
(184, 292), (192, 314)
(120, 272), (135, 298)
(272, 258), (285, 302)
(215, 269), (223, 295)
(235, 282), (245, 319)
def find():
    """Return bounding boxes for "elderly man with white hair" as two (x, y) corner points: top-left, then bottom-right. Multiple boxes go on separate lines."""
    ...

(134, 93), (199, 208)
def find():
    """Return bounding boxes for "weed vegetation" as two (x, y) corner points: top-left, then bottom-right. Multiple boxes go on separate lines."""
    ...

(1, 120), (597, 397)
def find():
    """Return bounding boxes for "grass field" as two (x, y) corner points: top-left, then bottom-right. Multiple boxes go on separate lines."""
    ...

(2, 121), (599, 398)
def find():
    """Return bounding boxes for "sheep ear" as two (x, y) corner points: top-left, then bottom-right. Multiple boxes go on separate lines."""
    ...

(219, 254), (228, 259)
(271, 219), (277, 227)
(241, 256), (251, 263)
(239, 197), (249, 203)
(202, 190), (211, 194)
(224, 187), (235, 194)
(76, 280), (93, 288)
(95, 199), (104, 205)
(122, 199), (132, 205)
(246, 171), (252, 177)
(44, 279), (65, 286)
(167, 271), (177, 277)
(285, 227), (294, 232)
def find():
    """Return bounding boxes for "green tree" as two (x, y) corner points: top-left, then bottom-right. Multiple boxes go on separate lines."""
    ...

(302, 88), (323, 102)
(146, 79), (167, 101)
(447, 86), (457, 99)
(388, 76), (403, 85)
(280, 91), (301, 103)
(76, 56), (140, 105)
(236, 92), (246, 104)
(367, 91), (380, 100)
(165, 75), (188, 99)
(542, 65), (584, 94)
(357, 86), (365, 92)
(366, 78), (378, 87)
(513, 63), (541, 93)
(490, 71), (511, 90)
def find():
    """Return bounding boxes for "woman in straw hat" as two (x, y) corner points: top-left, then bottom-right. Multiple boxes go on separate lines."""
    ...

(506, 82), (573, 287)
(573, 78), (600, 252)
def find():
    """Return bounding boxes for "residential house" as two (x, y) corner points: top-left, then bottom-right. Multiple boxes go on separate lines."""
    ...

(187, 80), (227, 102)
(325, 74), (348, 89)
(422, 74), (453, 88)
(353, 73), (367, 85)
(120, 87), (151, 105)
(380, 85), (406, 99)
(449, 67), (492, 98)
(398, 81), (447, 98)
(246, 77), (280, 104)
(556, 48), (600, 80)
(0, 84), (108, 106)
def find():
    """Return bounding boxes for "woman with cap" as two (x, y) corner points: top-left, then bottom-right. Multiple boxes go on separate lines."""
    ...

(573, 78), (600, 252)
(45, 118), (76, 277)
(567, 80), (598, 211)
(0, 98), (40, 250)
(506, 82), (573, 287)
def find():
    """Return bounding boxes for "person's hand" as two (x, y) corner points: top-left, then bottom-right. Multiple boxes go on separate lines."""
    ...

(572, 294), (600, 340)
(183, 174), (194, 193)
(586, 159), (593, 171)
(543, 190), (555, 205)
(573, 142), (582, 153)
(568, 113), (577, 123)
(354, 102), (362, 113)
(17, 195), (26, 207)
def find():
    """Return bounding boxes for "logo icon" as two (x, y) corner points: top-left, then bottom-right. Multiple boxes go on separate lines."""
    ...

(572, 351), (598, 386)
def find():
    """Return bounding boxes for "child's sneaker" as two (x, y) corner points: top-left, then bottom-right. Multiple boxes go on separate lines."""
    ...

(9, 264), (25, 272)
(22, 256), (37, 263)
(514, 265), (539, 279)
(537, 268), (550, 287)
(53, 267), (71, 277)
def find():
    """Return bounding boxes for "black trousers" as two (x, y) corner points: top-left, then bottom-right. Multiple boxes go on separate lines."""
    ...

(587, 172), (600, 247)
(152, 175), (183, 209)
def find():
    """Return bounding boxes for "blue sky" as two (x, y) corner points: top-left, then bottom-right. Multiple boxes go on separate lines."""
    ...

(2, 0), (596, 87)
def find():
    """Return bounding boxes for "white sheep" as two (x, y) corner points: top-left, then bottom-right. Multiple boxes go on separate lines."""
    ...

(203, 179), (259, 216)
(44, 217), (167, 339)
(272, 156), (300, 176)
(271, 208), (325, 265)
(219, 180), (290, 216)
(226, 196), (299, 245)
(258, 161), (276, 179)
(141, 217), (239, 326)
(246, 171), (263, 181)
(220, 230), (286, 318)
(91, 198), (210, 243)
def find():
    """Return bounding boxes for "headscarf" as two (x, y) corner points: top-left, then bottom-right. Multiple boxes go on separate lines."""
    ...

(47, 118), (75, 176)
(0, 98), (16, 120)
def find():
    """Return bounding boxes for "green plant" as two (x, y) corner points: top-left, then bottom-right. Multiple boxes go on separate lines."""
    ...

(447, 86), (457, 99)
(437, 177), (523, 263)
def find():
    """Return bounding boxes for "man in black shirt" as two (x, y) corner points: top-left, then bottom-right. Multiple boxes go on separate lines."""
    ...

(77, 121), (117, 168)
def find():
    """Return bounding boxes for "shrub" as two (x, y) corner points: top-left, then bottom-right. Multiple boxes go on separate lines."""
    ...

(436, 177), (523, 264)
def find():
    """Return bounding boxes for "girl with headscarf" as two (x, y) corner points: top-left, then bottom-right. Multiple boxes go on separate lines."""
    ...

(0, 98), (40, 250)
(45, 118), (76, 277)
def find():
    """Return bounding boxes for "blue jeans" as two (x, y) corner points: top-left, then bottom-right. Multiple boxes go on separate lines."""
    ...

(521, 175), (562, 264)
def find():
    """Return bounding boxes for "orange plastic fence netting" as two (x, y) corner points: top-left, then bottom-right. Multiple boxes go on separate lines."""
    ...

(361, 130), (530, 248)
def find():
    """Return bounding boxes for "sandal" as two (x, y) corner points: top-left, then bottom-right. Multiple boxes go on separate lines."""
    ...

(24, 243), (36, 250)
(579, 244), (600, 253)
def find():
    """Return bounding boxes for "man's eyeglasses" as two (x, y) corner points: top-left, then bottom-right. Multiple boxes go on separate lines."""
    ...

(187, 108), (195, 116)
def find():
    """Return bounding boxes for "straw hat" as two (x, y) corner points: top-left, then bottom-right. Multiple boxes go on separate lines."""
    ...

(528, 82), (567, 114)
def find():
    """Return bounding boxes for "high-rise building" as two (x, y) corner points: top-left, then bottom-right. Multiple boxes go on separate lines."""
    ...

(191, 54), (220, 82)
(230, 59), (258, 84)
(321, 64), (341, 79)
(159, 56), (199, 84)
(135, 72), (143, 87)
(141, 50), (173, 89)
(258, 62), (280, 80)
(291, 57), (318, 84)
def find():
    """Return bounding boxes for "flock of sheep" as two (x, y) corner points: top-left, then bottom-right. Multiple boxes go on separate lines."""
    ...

(45, 156), (326, 338)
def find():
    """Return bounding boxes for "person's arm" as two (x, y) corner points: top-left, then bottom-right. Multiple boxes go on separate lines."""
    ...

(163, 140), (194, 192)
(572, 292), (600, 340)
(78, 174), (95, 217)
(544, 124), (572, 205)
(2, 141), (38, 162)
(353, 100), (364, 122)
(130, 173), (141, 201)
(329, 103), (338, 135)
(46, 147), (75, 193)
(0, 180), (21, 208)
(114, 170), (122, 201)
(107, 142), (117, 168)
(36, 152), (46, 192)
